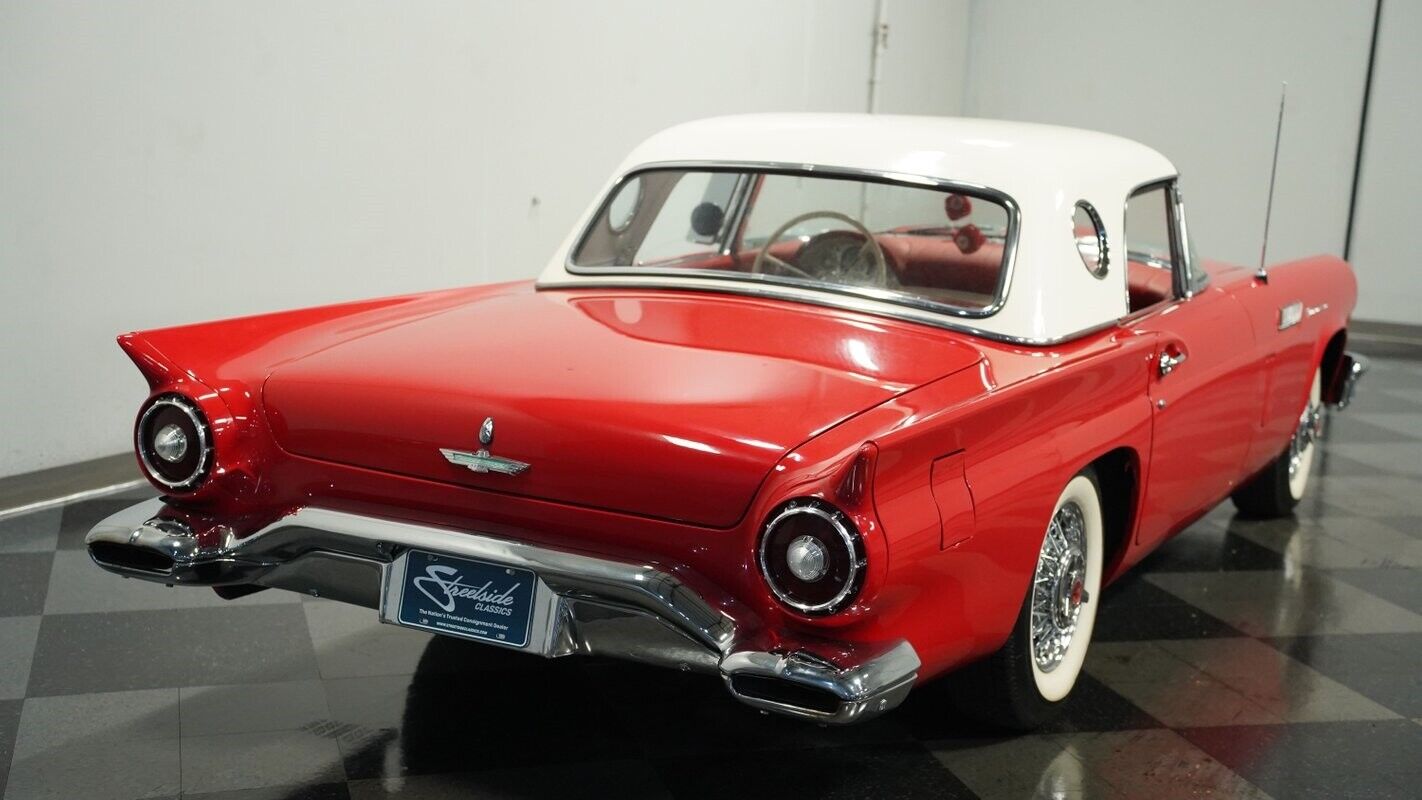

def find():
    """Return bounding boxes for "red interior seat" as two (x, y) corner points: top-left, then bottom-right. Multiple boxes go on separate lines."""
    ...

(1125, 260), (1173, 311)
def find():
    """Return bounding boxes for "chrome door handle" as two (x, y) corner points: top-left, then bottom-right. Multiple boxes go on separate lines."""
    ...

(1158, 350), (1187, 377)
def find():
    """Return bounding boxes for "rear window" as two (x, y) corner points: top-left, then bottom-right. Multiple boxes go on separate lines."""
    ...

(571, 168), (1015, 315)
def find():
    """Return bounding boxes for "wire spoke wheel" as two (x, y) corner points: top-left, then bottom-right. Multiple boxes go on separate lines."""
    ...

(951, 470), (1105, 727)
(1024, 472), (1104, 704)
(1030, 501), (1088, 673)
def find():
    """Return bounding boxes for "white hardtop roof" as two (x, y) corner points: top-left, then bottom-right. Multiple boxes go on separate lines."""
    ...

(539, 114), (1183, 343)
(613, 114), (1175, 199)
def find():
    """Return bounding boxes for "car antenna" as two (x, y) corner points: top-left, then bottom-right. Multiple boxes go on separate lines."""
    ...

(1257, 82), (1287, 283)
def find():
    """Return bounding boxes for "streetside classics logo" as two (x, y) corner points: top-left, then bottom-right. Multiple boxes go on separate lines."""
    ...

(413, 564), (521, 617)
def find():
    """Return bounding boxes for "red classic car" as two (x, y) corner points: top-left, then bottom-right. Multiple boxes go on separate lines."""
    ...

(88, 114), (1366, 727)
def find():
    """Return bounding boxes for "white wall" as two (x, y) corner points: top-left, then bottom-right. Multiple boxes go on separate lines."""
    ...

(1349, 0), (1421, 325)
(962, 0), (1375, 274)
(0, 0), (970, 478)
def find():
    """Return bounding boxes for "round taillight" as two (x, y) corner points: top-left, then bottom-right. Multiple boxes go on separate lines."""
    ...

(136, 394), (212, 491)
(757, 499), (865, 615)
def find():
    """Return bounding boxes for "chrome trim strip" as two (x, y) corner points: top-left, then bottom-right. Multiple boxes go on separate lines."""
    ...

(558, 160), (1022, 321)
(1278, 301), (1303, 331)
(85, 500), (919, 724)
(1126, 251), (1174, 271)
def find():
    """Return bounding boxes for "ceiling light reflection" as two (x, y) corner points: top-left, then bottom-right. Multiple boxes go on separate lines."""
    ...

(662, 435), (720, 455)
(845, 339), (880, 372)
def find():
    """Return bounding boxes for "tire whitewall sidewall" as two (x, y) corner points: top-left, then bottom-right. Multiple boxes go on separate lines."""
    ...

(1028, 474), (1104, 702)
(1288, 368), (1323, 501)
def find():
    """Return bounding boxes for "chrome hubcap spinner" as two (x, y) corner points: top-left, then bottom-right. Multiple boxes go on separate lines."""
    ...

(1031, 501), (1087, 673)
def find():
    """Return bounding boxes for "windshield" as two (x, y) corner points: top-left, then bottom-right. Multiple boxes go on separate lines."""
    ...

(570, 168), (1014, 314)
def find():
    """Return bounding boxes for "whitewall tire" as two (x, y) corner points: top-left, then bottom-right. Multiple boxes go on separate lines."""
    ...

(1027, 474), (1104, 702)
(947, 468), (1105, 729)
(1287, 368), (1323, 501)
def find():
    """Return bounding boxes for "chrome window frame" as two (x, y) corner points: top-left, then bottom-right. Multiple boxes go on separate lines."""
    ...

(1171, 182), (1208, 296)
(564, 160), (1022, 321)
(1123, 176), (1206, 308)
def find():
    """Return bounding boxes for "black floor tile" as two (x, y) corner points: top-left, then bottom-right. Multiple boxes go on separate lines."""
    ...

(1328, 567), (1422, 613)
(0, 697), (20, 795)
(1093, 572), (1243, 640)
(1376, 515), (1421, 540)
(1181, 720), (1422, 800)
(1034, 672), (1164, 734)
(1323, 415), (1422, 444)
(653, 743), (974, 800)
(348, 760), (671, 799)
(612, 662), (914, 758)
(333, 636), (641, 779)
(0, 552), (52, 616)
(562, 655), (918, 758)
(56, 496), (151, 550)
(0, 507), (61, 553)
(1266, 633), (1422, 717)
(896, 671), (1160, 741)
(1366, 366), (1422, 389)
(1133, 525), (1285, 572)
(1315, 451), (1398, 478)
(27, 605), (320, 696)
(185, 783), (352, 800)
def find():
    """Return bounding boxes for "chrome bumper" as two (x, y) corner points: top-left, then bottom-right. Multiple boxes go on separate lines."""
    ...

(1332, 351), (1369, 409)
(86, 499), (919, 724)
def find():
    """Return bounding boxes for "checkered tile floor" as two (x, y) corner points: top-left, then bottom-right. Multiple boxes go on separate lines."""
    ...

(2, 358), (1420, 800)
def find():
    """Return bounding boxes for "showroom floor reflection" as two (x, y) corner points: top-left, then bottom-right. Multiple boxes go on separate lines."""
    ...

(2, 358), (1420, 799)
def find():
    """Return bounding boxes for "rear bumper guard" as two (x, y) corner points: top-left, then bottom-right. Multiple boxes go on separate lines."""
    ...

(86, 499), (918, 724)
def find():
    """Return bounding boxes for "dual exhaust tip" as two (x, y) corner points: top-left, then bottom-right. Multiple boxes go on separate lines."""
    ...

(90, 541), (175, 574)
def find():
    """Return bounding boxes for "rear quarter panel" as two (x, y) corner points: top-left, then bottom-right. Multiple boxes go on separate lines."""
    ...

(792, 328), (1157, 679)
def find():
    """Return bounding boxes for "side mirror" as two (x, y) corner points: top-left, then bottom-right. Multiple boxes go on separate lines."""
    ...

(691, 202), (725, 238)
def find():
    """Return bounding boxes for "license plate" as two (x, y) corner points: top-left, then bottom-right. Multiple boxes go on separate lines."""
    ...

(393, 549), (537, 648)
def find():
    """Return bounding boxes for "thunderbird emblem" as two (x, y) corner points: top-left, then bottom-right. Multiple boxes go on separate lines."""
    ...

(441, 417), (530, 476)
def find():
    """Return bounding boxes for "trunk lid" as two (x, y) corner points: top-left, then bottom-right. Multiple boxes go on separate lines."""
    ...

(262, 287), (981, 527)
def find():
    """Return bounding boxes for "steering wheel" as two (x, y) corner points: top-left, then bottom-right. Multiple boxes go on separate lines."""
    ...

(750, 210), (889, 286)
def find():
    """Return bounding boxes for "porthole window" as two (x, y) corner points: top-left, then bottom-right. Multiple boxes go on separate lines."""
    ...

(605, 176), (643, 234)
(1073, 201), (1109, 278)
